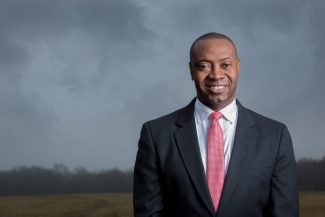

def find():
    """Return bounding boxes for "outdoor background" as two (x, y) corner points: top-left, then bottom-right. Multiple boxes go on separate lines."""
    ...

(1, 0), (324, 216)
(1, 0), (324, 172)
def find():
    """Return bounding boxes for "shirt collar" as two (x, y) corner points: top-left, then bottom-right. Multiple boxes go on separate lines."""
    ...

(194, 98), (237, 124)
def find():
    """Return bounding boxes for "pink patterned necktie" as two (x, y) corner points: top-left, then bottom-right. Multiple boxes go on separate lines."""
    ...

(207, 112), (225, 212)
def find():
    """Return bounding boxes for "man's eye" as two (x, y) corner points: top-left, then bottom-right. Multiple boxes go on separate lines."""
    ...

(224, 63), (231, 67)
(199, 65), (209, 69)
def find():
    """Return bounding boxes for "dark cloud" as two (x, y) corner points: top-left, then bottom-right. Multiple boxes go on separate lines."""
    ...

(0, 0), (154, 91)
(0, 84), (56, 168)
(0, 0), (324, 170)
(0, 36), (30, 74)
(0, 0), (155, 169)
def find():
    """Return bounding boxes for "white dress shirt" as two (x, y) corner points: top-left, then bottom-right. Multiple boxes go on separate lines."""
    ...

(194, 98), (238, 174)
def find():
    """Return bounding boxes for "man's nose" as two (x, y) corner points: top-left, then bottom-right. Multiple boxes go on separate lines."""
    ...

(209, 66), (225, 79)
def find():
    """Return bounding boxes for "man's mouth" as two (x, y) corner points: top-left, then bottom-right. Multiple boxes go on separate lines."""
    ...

(206, 85), (227, 93)
(209, 85), (226, 90)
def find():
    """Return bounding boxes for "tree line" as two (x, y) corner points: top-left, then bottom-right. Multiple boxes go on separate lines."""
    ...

(297, 156), (325, 191)
(0, 164), (133, 196)
(0, 157), (324, 196)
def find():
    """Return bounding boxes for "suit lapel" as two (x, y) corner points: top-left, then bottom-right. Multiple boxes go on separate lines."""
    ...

(217, 100), (257, 215)
(174, 98), (216, 216)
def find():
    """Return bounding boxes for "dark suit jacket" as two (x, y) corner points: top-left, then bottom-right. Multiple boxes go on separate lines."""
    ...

(133, 98), (299, 217)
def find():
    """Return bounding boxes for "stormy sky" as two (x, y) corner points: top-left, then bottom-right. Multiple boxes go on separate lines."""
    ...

(0, 0), (324, 170)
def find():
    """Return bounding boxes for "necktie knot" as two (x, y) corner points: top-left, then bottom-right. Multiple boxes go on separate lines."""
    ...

(210, 112), (223, 121)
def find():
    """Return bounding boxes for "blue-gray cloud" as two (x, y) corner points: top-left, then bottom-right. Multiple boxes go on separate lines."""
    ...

(0, 0), (324, 170)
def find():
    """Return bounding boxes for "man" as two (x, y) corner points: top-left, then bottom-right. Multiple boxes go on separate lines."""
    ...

(133, 32), (299, 217)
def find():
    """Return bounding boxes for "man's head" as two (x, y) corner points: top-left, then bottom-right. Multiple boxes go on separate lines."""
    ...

(189, 32), (240, 111)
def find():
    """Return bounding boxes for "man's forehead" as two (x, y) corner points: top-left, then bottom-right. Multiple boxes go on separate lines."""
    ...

(192, 39), (237, 58)
(194, 38), (234, 50)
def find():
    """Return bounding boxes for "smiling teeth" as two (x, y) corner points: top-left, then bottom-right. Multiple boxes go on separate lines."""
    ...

(211, 86), (224, 89)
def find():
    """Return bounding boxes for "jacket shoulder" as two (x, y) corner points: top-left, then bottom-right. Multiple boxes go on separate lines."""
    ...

(145, 98), (196, 129)
(145, 107), (183, 128)
(247, 108), (283, 124)
(244, 107), (287, 133)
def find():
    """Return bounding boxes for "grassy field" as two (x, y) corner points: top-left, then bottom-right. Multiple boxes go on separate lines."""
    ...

(0, 192), (324, 217)
(0, 193), (133, 217)
(300, 192), (325, 217)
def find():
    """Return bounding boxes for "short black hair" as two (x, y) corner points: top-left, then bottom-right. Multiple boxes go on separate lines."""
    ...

(189, 32), (238, 62)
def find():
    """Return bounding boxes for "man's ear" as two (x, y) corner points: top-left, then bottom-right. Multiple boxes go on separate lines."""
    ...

(189, 62), (194, 80)
(237, 58), (240, 72)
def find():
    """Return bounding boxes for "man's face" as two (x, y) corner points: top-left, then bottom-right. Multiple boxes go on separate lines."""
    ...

(189, 38), (240, 111)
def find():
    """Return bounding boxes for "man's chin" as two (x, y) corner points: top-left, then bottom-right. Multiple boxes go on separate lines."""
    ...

(206, 97), (235, 110)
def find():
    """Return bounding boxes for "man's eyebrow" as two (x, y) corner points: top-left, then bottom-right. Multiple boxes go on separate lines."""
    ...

(220, 57), (231, 61)
(194, 57), (233, 63)
(194, 59), (211, 63)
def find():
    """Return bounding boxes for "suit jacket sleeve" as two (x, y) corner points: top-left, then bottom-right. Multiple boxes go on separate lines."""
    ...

(265, 124), (299, 217)
(133, 123), (165, 217)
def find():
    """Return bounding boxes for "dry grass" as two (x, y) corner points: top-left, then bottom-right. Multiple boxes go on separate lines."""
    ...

(300, 192), (325, 217)
(0, 193), (133, 217)
(0, 192), (324, 217)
